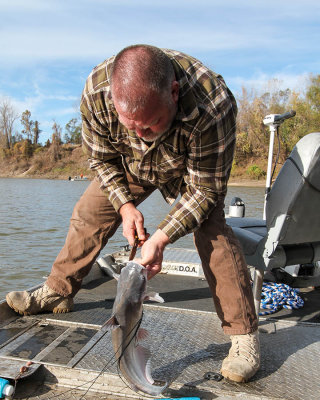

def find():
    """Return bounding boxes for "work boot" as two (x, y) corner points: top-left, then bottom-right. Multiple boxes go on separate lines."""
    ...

(6, 284), (74, 316)
(220, 330), (260, 382)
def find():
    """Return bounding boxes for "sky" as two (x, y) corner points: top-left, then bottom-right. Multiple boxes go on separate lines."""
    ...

(0, 0), (319, 144)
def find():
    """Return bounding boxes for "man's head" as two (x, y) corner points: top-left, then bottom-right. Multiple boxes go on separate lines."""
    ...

(111, 44), (179, 142)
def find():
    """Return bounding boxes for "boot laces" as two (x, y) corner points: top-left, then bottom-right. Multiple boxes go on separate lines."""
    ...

(229, 333), (259, 363)
(34, 285), (60, 307)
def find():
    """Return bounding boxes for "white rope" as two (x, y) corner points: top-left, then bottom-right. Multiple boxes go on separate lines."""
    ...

(259, 282), (304, 316)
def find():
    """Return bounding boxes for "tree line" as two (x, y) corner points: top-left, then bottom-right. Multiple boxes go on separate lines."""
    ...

(234, 74), (320, 178)
(0, 74), (319, 175)
(0, 102), (81, 160)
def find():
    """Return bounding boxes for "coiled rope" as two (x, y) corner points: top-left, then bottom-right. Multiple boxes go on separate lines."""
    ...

(259, 282), (304, 316)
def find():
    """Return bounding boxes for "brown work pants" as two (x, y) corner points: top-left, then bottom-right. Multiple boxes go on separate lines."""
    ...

(46, 176), (257, 335)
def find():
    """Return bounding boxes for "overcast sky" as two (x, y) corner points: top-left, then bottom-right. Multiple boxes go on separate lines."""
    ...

(0, 0), (319, 143)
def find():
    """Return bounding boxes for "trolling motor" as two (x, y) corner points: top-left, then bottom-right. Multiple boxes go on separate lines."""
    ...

(263, 110), (296, 219)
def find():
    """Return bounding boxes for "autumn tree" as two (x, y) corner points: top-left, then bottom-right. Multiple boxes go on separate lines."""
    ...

(64, 118), (81, 144)
(236, 87), (269, 160)
(21, 109), (41, 146)
(33, 121), (41, 145)
(50, 121), (62, 162)
(306, 74), (320, 112)
(0, 98), (19, 150)
(21, 110), (34, 141)
(52, 121), (62, 143)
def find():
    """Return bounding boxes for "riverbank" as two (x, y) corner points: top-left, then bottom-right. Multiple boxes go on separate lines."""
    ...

(0, 170), (266, 187)
(228, 178), (266, 187)
(0, 144), (94, 181)
(0, 174), (266, 187)
(0, 144), (267, 187)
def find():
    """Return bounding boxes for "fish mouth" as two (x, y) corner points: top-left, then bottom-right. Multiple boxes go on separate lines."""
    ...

(122, 263), (148, 303)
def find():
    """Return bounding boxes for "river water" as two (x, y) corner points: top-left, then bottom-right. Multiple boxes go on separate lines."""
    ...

(0, 178), (264, 300)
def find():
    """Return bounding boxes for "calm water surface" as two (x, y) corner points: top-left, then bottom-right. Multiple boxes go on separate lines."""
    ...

(0, 178), (264, 300)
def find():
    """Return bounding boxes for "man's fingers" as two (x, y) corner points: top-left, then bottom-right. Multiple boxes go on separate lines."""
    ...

(124, 228), (136, 246)
(134, 259), (159, 280)
(146, 265), (161, 280)
(134, 255), (150, 267)
(136, 226), (146, 242)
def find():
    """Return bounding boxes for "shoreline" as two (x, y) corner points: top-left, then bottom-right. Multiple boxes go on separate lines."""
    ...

(0, 174), (267, 187)
(228, 178), (266, 187)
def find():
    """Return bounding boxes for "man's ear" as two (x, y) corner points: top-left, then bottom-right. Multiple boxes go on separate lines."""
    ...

(171, 81), (179, 103)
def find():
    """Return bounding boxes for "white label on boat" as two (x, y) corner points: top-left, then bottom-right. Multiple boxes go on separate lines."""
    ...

(161, 262), (203, 277)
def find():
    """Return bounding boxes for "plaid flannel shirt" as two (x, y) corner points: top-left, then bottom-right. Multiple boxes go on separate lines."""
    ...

(81, 49), (237, 243)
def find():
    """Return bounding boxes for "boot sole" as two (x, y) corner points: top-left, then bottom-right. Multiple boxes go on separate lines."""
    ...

(12, 307), (31, 316)
(6, 296), (73, 315)
(52, 306), (73, 313)
(8, 305), (73, 315)
(5, 297), (29, 316)
(220, 367), (260, 383)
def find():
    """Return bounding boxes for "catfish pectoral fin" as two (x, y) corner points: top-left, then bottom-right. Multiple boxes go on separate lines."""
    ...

(144, 291), (164, 303)
(135, 328), (149, 343)
(102, 314), (120, 328)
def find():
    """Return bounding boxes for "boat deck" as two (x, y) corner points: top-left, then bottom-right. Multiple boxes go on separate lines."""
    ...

(1, 250), (320, 400)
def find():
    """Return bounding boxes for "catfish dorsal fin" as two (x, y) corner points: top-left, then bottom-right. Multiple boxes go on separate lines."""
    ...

(102, 314), (120, 329)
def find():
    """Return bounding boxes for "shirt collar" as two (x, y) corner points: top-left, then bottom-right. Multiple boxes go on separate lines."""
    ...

(171, 58), (200, 122)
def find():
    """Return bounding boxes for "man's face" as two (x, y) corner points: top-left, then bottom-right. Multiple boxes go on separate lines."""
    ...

(113, 82), (179, 142)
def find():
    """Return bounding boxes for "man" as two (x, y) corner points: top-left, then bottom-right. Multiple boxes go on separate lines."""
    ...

(6, 44), (260, 382)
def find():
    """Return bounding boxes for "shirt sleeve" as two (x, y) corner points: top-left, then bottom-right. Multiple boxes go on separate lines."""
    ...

(80, 91), (135, 212)
(158, 94), (237, 243)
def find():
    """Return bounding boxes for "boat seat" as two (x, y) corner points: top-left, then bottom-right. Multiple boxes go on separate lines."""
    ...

(226, 218), (267, 256)
(227, 132), (320, 316)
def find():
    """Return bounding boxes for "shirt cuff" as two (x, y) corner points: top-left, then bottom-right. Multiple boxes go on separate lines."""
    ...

(103, 184), (135, 212)
(158, 217), (188, 243)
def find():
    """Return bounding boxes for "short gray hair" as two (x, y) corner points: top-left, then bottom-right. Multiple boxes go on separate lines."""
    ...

(110, 44), (175, 113)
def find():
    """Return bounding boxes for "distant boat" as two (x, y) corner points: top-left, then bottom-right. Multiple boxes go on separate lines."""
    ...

(68, 175), (89, 181)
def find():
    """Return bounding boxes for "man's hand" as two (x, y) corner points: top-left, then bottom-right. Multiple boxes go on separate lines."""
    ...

(119, 202), (148, 246)
(136, 229), (170, 279)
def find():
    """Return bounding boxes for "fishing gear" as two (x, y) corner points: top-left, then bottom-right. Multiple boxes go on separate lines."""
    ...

(78, 314), (144, 399)
(259, 282), (304, 316)
(14, 314), (144, 399)
(129, 228), (148, 261)
(129, 233), (140, 260)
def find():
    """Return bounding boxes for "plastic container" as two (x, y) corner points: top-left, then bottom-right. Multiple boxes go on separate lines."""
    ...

(154, 398), (200, 400)
(0, 378), (14, 398)
(228, 196), (245, 217)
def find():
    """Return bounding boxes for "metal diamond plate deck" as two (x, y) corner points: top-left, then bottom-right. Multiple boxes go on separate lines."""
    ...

(75, 306), (320, 400)
(1, 265), (320, 400)
(2, 306), (319, 399)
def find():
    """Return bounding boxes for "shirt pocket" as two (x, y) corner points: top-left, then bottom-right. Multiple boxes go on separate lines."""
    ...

(154, 144), (186, 181)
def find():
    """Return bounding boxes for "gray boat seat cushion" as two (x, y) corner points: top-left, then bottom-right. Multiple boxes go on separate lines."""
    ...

(266, 132), (320, 245)
(227, 218), (266, 255)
